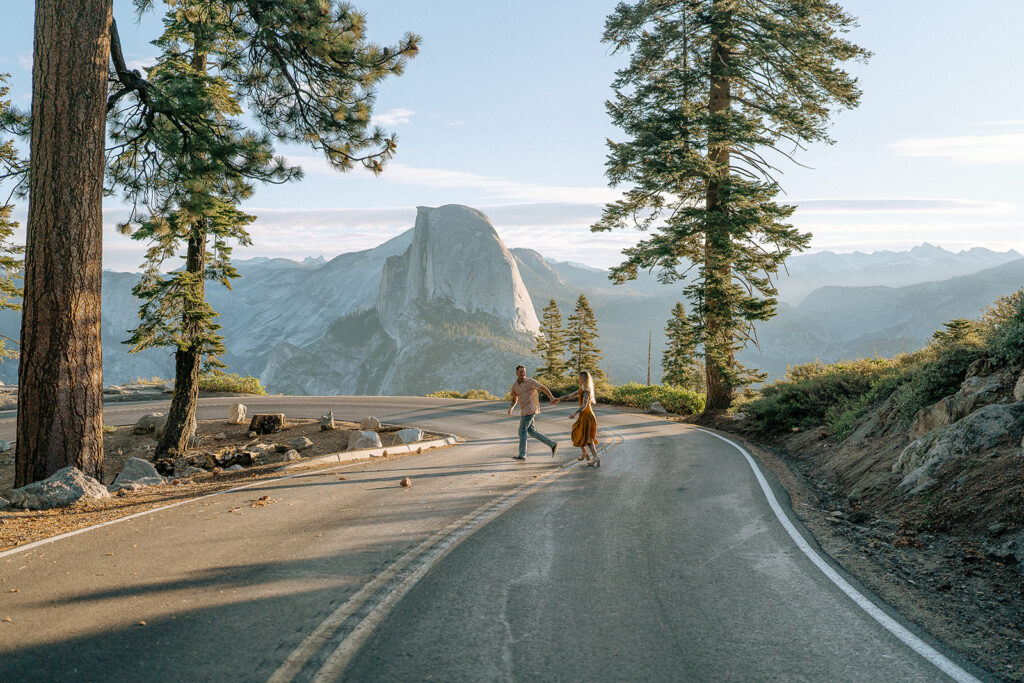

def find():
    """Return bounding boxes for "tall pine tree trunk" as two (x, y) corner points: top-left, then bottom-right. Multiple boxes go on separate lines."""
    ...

(16, 0), (111, 486)
(703, 16), (734, 412)
(156, 230), (206, 458)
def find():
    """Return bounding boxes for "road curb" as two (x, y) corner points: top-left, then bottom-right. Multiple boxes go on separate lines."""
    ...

(279, 424), (461, 471)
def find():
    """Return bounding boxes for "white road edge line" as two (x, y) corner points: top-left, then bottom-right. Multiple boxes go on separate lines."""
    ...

(269, 430), (624, 682)
(0, 460), (374, 561)
(691, 426), (980, 683)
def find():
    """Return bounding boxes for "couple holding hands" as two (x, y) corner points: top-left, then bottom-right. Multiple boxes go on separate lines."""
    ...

(507, 364), (600, 466)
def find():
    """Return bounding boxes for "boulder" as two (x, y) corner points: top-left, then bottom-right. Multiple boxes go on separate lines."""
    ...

(909, 374), (1003, 438)
(0, 439), (11, 453)
(348, 430), (382, 451)
(213, 432), (227, 441)
(205, 450), (236, 469)
(172, 459), (204, 478)
(990, 530), (1024, 565)
(225, 464), (245, 472)
(399, 477), (412, 488)
(284, 449), (302, 461)
(249, 413), (286, 434)
(894, 402), (1024, 491)
(291, 437), (313, 451)
(648, 402), (668, 415)
(359, 416), (382, 430)
(7, 467), (111, 510)
(320, 411), (335, 431)
(110, 457), (166, 491)
(133, 413), (165, 435)
(251, 443), (278, 459)
(1015, 371), (1024, 401)
(0, 496), (8, 508)
(395, 428), (423, 444)
(228, 403), (247, 425)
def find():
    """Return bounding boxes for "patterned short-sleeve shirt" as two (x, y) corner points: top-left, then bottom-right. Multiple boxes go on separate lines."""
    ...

(510, 377), (544, 416)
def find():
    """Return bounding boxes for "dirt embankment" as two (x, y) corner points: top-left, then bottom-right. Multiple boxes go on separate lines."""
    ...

(688, 369), (1024, 680)
(0, 413), (444, 553)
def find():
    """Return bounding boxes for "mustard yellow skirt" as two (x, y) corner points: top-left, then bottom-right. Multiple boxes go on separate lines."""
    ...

(571, 406), (598, 447)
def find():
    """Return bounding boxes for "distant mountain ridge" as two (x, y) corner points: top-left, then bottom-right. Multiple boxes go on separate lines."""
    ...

(777, 242), (1021, 303)
(0, 208), (1019, 391)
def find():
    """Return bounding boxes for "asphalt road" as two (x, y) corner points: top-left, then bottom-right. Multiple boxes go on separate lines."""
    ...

(0, 397), (984, 681)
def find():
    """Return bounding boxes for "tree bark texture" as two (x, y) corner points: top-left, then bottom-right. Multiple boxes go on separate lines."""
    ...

(156, 231), (206, 458)
(16, 0), (112, 486)
(703, 22), (734, 412)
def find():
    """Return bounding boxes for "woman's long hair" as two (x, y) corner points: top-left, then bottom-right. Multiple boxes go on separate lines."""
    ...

(579, 370), (596, 403)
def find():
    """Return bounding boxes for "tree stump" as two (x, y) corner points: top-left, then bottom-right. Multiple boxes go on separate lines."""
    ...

(249, 413), (286, 435)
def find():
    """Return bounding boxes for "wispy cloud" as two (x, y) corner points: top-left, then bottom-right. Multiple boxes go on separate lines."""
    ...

(17, 53), (31, 71)
(448, 120), (465, 127)
(371, 108), (415, 127)
(791, 198), (1016, 215)
(891, 131), (1024, 164)
(286, 156), (622, 205)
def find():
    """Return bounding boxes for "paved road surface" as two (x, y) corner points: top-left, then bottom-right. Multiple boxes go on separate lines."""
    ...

(0, 397), (983, 681)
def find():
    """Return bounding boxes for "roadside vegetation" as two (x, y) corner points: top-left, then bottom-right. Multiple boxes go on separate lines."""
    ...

(426, 389), (501, 400)
(196, 372), (268, 396)
(427, 379), (705, 416)
(746, 290), (1024, 437)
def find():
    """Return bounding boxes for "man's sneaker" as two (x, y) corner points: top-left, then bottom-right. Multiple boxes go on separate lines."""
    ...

(512, 455), (526, 461)
(550, 443), (558, 458)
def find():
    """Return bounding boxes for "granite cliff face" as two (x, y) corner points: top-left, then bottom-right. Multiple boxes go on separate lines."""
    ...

(259, 205), (539, 396)
(378, 205), (539, 340)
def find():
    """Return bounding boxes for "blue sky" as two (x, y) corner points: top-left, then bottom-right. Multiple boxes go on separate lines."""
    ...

(2, 0), (1023, 270)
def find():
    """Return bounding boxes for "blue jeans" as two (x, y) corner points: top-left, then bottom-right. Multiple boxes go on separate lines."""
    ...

(518, 413), (555, 458)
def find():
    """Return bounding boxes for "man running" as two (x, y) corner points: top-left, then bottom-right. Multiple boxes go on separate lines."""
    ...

(507, 365), (559, 461)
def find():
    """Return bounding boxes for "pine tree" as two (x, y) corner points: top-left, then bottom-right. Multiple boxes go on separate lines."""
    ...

(662, 302), (704, 390)
(566, 295), (604, 380)
(15, 1), (111, 486)
(534, 299), (569, 379)
(594, 0), (868, 410)
(106, 2), (419, 457)
(0, 73), (25, 361)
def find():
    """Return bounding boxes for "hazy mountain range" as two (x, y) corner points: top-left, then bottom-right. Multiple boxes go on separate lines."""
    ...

(0, 204), (1020, 393)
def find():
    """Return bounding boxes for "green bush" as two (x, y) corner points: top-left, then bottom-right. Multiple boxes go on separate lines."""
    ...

(197, 372), (268, 395)
(607, 382), (705, 415)
(888, 343), (983, 424)
(980, 290), (1024, 366)
(425, 390), (464, 398)
(464, 389), (500, 400)
(747, 357), (907, 434)
(425, 389), (500, 400)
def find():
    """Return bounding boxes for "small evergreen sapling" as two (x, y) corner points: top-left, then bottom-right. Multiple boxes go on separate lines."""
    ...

(662, 302), (704, 391)
(534, 298), (570, 380)
(566, 294), (604, 381)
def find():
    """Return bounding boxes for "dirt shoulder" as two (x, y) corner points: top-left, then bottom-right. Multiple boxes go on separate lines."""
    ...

(0, 416), (447, 553)
(683, 412), (1024, 681)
